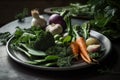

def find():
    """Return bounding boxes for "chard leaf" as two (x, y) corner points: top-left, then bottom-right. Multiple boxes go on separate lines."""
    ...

(20, 43), (46, 56)
(27, 55), (59, 65)
(16, 46), (32, 58)
(28, 48), (46, 56)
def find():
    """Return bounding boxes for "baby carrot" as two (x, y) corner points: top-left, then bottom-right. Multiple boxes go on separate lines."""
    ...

(70, 42), (79, 59)
(76, 37), (92, 63)
(72, 24), (92, 63)
(80, 51), (91, 63)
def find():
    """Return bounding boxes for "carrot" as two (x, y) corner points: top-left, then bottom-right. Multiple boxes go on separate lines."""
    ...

(76, 37), (92, 63)
(72, 24), (92, 63)
(70, 42), (79, 59)
(80, 51), (91, 63)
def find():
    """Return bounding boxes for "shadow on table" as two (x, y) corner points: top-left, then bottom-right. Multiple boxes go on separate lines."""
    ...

(7, 45), (119, 80)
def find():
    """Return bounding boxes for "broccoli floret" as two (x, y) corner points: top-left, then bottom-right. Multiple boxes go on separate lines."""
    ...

(33, 31), (55, 51)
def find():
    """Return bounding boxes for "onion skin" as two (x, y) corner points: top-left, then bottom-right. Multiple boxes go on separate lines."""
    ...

(48, 14), (66, 31)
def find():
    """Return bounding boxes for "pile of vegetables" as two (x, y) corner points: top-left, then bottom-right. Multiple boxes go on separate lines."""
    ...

(0, 8), (105, 67)
(5, 9), (104, 67)
(51, 3), (94, 19)
(88, 0), (120, 39)
(50, 0), (120, 40)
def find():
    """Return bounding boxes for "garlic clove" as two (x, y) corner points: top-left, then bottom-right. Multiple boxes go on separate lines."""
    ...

(46, 23), (63, 35)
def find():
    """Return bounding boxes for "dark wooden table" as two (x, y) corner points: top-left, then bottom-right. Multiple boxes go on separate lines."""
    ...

(0, 14), (120, 80)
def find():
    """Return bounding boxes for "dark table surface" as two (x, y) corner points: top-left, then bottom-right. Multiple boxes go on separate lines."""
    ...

(0, 14), (120, 80)
(0, 0), (88, 26)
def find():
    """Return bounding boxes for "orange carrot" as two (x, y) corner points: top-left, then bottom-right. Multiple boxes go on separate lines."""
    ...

(70, 42), (79, 59)
(76, 37), (92, 63)
(80, 51), (91, 63)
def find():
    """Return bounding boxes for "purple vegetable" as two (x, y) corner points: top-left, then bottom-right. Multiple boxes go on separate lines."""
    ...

(48, 14), (66, 31)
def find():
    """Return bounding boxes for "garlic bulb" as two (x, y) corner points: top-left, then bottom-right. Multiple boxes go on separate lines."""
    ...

(31, 9), (47, 28)
(46, 23), (63, 35)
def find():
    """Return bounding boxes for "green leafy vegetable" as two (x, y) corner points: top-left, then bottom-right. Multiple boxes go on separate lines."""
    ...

(19, 43), (46, 56)
(52, 1), (120, 39)
(26, 55), (59, 66)
(14, 27), (24, 37)
(35, 55), (59, 62)
(63, 35), (72, 44)
(45, 46), (68, 57)
(0, 32), (12, 45)
(15, 8), (28, 22)
(33, 31), (55, 51)
(16, 46), (32, 58)
(79, 22), (90, 39)
(57, 55), (74, 67)
(52, 3), (94, 18)
(88, 0), (120, 39)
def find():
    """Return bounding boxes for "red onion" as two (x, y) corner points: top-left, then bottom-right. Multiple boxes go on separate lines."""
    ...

(48, 14), (66, 31)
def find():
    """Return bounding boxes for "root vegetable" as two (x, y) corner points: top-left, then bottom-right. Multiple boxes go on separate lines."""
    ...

(86, 37), (100, 46)
(70, 42), (79, 59)
(48, 14), (66, 31)
(87, 44), (101, 53)
(76, 37), (92, 63)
